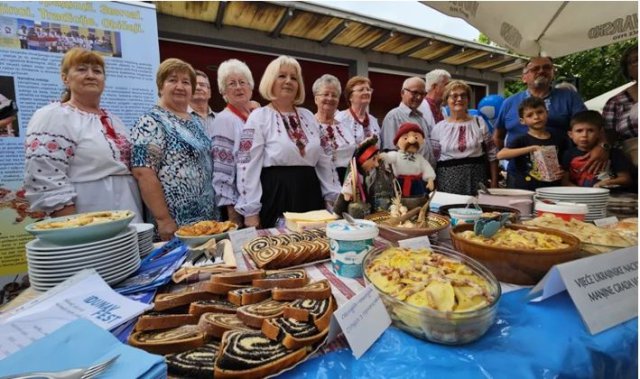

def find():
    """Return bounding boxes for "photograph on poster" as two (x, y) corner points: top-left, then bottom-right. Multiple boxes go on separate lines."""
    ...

(0, 15), (122, 57)
(0, 75), (18, 138)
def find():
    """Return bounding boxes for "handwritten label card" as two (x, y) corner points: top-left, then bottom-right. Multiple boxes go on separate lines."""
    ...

(529, 246), (638, 334)
(398, 236), (431, 249)
(331, 285), (391, 359)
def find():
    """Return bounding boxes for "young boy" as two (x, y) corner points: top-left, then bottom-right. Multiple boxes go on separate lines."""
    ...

(562, 110), (632, 188)
(497, 97), (567, 190)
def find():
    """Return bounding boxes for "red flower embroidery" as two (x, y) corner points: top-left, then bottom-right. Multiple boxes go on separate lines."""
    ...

(46, 141), (59, 152)
(29, 140), (40, 150)
(239, 140), (252, 152)
(65, 147), (74, 157)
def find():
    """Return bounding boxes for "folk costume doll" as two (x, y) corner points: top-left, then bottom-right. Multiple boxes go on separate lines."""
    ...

(380, 122), (435, 197)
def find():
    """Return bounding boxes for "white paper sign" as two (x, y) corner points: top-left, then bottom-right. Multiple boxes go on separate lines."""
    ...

(398, 236), (431, 249)
(528, 246), (638, 334)
(0, 270), (152, 359)
(331, 285), (391, 359)
(228, 227), (258, 254)
(593, 216), (619, 227)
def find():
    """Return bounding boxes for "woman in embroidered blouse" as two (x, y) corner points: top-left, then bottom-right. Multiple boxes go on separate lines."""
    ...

(335, 76), (380, 144)
(313, 74), (355, 183)
(430, 80), (498, 196)
(603, 44), (637, 167)
(236, 56), (340, 228)
(210, 59), (256, 228)
(131, 58), (217, 240)
(24, 48), (143, 221)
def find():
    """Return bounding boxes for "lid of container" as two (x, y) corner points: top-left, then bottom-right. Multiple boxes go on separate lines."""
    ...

(535, 201), (588, 214)
(448, 208), (482, 216)
(326, 219), (379, 241)
(486, 188), (535, 196)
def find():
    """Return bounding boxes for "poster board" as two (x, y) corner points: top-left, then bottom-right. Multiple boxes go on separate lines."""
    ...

(0, 1), (159, 305)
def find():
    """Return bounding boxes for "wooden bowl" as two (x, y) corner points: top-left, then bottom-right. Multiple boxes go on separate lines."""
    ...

(449, 224), (581, 285)
(366, 212), (450, 243)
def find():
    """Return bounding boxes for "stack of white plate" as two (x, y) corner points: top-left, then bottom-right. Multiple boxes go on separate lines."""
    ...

(535, 187), (610, 221)
(133, 223), (154, 257)
(26, 226), (140, 291)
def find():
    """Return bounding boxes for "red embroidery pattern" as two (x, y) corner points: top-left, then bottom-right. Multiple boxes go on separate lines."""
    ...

(457, 125), (467, 152)
(349, 107), (371, 137)
(273, 105), (308, 157)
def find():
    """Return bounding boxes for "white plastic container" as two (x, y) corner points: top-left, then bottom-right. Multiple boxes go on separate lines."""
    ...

(535, 201), (588, 221)
(478, 189), (535, 215)
(448, 208), (482, 226)
(326, 220), (379, 278)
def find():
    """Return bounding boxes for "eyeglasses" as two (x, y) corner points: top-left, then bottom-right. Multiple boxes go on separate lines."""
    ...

(352, 87), (373, 93)
(448, 93), (468, 100)
(525, 64), (554, 73)
(196, 82), (210, 89)
(403, 88), (426, 97)
(227, 80), (249, 88)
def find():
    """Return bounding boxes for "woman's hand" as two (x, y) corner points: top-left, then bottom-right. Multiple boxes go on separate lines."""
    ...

(227, 206), (244, 228)
(244, 214), (261, 229)
(157, 217), (178, 241)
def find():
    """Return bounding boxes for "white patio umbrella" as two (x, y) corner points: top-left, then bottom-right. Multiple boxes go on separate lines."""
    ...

(584, 82), (635, 113)
(422, 1), (638, 57)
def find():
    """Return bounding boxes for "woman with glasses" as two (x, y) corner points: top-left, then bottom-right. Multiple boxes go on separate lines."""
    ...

(210, 59), (257, 228)
(336, 76), (380, 145)
(313, 74), (354, 183)
(235, 56), (340, 228)
(24, 48), (143, 221)
(430, 80), (498, 195)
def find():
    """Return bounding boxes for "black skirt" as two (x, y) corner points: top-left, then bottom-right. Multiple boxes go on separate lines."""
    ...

(260, 166), (324, 228)
(436, 156), (487, 196)
(337, 166), (347, 186)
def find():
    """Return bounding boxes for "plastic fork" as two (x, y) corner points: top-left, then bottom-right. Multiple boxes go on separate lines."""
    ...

(2, 354), (119, 379)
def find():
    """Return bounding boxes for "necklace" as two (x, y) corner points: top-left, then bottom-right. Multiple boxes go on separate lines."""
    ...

(227, 103), (250, 122)
(272, 103), (307, 157)
(349, 107), (370, 137)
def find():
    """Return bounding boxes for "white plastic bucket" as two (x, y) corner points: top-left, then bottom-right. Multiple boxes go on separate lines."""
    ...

(535, 201), (588, 221)
(448, 208), (482, 226)
(326, 220), (379, 278)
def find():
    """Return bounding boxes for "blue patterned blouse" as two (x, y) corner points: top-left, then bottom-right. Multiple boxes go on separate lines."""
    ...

(131, 105), (218, 228)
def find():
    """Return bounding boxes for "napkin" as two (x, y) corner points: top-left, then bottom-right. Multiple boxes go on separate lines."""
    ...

(0, 319), (166, 378)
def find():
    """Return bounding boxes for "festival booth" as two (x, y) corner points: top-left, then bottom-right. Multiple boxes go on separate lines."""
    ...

(0, 1), (638, 378)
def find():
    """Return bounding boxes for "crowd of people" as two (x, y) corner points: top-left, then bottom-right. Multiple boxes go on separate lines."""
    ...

(23, 45), (638, 239)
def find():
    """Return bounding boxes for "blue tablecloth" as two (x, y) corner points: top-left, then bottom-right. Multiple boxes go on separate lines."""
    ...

(283, 289), (638, 379)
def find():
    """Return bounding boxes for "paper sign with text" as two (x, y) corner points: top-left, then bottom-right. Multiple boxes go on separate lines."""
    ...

(398, 236), (431, 249)
(529, 246), (638, 334)
(331, 285), (391, 359)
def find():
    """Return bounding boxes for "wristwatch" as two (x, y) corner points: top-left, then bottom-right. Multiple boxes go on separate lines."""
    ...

(599, 142), (611, 151)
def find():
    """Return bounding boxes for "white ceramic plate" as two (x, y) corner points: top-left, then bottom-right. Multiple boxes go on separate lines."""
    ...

(25, 210), (135, 246)
(27, 227), (137, 251)
(536, 187), (609, 195)
(29, 252), (139, 280)
(26, 233), (137, 259)
(28, 243), (138, 268)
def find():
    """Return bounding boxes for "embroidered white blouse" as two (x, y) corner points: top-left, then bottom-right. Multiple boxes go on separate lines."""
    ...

(335, 109), (381, 145)
(235, 106), (340, 217)
(318, 119), (356, 169)
(210, 107), (244, 207)
(430, 116), (498, 162)
(24, 102), (143, 220)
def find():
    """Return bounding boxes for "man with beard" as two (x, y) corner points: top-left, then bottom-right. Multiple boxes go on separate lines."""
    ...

(381, 77), (435, 167)
(380, 122), (435, 197)
(189, 69), (216, 133)
(493, 57), (608, 185)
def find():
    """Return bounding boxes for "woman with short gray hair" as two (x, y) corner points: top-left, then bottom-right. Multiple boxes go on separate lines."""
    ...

(313, 74), (354, 183)
(210, 58), (256, 227)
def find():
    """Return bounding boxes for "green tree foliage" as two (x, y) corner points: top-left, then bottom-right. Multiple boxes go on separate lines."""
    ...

(555, 39), (637, 100)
